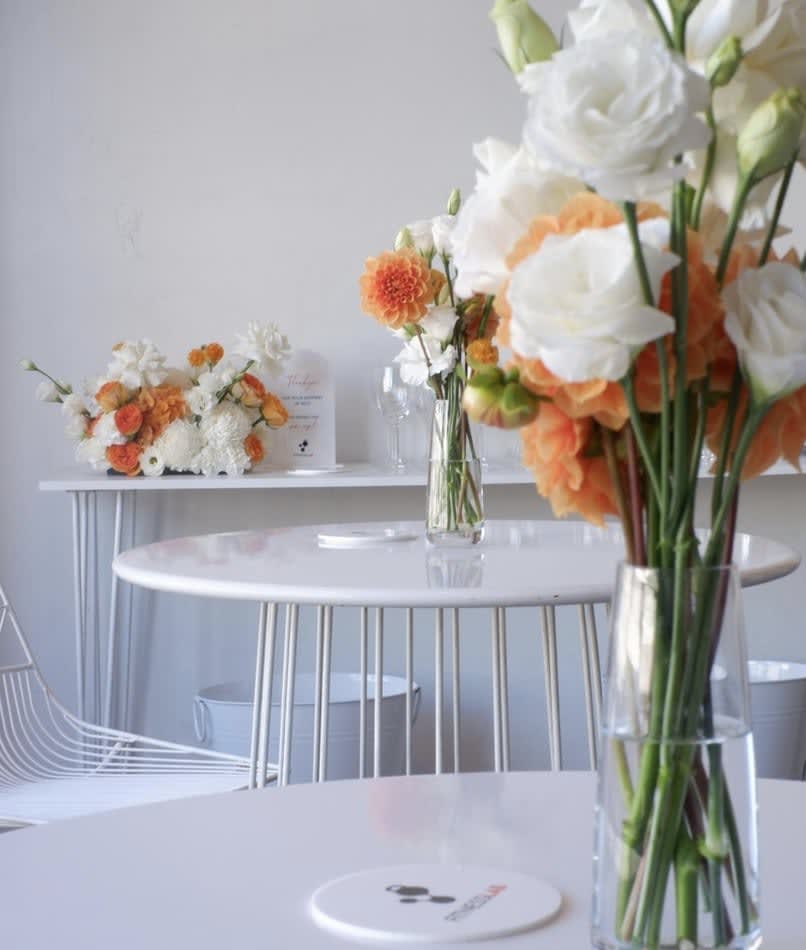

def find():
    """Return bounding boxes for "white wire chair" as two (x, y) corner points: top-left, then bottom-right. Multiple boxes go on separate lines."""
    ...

(0, 583), (268, 826)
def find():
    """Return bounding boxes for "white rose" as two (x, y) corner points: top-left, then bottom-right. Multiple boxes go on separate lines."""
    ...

(419, 305), (458, 343)
(523, 33), (711, 202)
(723, 262), (806, 402)
(507, 220), (678, 382)
(36, 380), (60, 403)
(404, 219), (435, 255)
(431, 215), (457, 256)
(566, 0), (654, 44)
(394, 337), (458, 387)
(451, 138), (580, 299)
(92, 412), (128, 448)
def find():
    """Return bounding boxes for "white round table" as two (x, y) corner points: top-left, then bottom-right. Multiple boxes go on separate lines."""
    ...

(0, 771), (802, 949)
(113, 521), (801, 786)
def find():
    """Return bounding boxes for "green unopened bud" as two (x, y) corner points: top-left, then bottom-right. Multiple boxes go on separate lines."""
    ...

(498, 381), (539, 429)
(738, 87), (805, 183)
(394, 227), (414, 251)
(669, 0), (703, 15)
(19, 358), (37, 371)
(462, 375), (505, 427)
(706, 35), (742, 89)
(446, 188), (461, 216)
(489, 0), (558, 75)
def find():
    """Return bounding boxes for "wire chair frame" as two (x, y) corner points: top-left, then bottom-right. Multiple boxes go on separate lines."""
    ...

(0, 584), (267, 826)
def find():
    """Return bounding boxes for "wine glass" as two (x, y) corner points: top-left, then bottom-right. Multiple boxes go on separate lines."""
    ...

(372, 366), (411, 471)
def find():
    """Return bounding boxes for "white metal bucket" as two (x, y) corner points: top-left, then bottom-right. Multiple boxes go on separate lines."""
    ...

(193, 674), (420, 783)
(749, 660), (806, 780)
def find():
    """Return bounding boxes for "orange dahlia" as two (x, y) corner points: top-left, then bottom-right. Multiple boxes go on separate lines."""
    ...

(359, 249), (434, 329)
(521, 402), (618, 526)
(136, 385), (187, 446)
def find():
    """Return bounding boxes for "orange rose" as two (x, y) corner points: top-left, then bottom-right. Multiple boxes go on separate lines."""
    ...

(187, 348), (206, 368)
(359, 249), (434, 329)
(114, 403), (143, 437)
(235, 372), (266, 408)
(95, 380), (129, 412)
(106, 443), (142, 476)
(203, 342), (224, 365)
(260, 393), (289, 428)
(244, 433), (265, 465)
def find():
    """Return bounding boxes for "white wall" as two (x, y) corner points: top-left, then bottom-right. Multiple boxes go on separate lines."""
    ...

(1, 0), (805, 773)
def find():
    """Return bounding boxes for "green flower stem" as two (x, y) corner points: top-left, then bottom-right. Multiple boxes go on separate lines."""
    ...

(603, 428), (636, 565)
(669, 181), (692, 539)
(716, 174), (756, 287)
(688, 382), (709, 491)
(760, 154), (797, 265)
(691, 106), (718, 230)
(623, 374), (662, 508)
(477, 295), (494, 341)
(215, 359), (255, 404)
(441, 253), (456, 309)
(31, 366), (72, 397)
(674, 828), (700, 945)
(801, 250), (806, 271)
(642, 0), (674, 46)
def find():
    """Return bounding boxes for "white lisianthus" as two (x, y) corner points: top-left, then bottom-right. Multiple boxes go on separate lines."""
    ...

(419, 305), (458, 343)
(107, 339), (168, 389)
(233, 322), (291, 376)
(566, 0), (653, 44)
(404, 219), (436, 255)
(36, 380), (60, 403)
(523, 33), (711, 202)
(140, 448), (166, 478)
(75, 437), (107, 471)
(723, 262), (806, 403)
(92, 412), (128, 448)
(394, 336), (458, 386)
(451, 138), (581, 298)
(507, 220), (678, 382)
(431, 215), (457, 256)
(61, 394), (89, 440)
(152, 419), (203, 472)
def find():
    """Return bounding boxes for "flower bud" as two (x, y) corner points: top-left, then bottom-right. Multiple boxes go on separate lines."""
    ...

(446, 188), (461, 216)
(489, 0), (558, 75)
(498, 380), (539, 428)
(466, 339), (500, 370)
(19, 358), (36, 371)
(706, 35), (742, 89)
(394, 227), (414, 251)
(36, 380), (61, 403)
(462, 374), (505, 426)
(738, 87), (805, 183)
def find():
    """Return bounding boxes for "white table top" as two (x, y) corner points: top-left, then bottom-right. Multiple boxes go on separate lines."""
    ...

(112, 520), (801, 608)
(0, 771), (801, 949)
(38, 458), (805, 492)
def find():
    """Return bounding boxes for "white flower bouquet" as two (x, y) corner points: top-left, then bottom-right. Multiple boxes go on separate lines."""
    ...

(21, 323), (291, 477)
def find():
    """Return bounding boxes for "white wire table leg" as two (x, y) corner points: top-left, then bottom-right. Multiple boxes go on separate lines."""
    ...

(359, 607), (368, 779)
(311, 607), (324, 782)
(256, 603), (278, 789)
(103, 491), (124, 729)
(540, 605), (562, 771)
(373, 608), (383, 779)
(405, 608), (413, 777)
(434, 608), (444, 776)
(122, 493), (136, 731)
(586, 603), (603, 759)
(498, 607), (511, 772)
(71, 493), (86, 722)
(578, 605), (598, 770)
(89, 492), (101, 724)
(279, 605), (299, 787)
(276, 606), (291, 785)
(248, 604), (268, 790)
(490, 608), (503, 773)
(451, 608), (461, 774)
(317, 606), (333, 783)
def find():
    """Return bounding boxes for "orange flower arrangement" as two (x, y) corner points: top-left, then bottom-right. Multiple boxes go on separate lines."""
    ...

(106, 443), (142, 476)
(359, 248), (435, 329)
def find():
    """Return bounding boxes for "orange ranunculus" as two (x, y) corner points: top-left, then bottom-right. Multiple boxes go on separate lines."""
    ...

(136, 385), (186, 446)
(463, 295), (500, 343)
(95, 380), (129, 412)
(359, 249), (434, 329)
(244, 433), (265, 465)
(187, 348), (206, 368)
(106, 443), (142, 476)
(235, 372), (266, 408)
(520, 402), (618, 526)
(466, 339), (499, 368)
(705, 384), (806, 480)
(260, 393), (289, 428)
(203, 342), (224, 365)
(114, 403), (143, 437)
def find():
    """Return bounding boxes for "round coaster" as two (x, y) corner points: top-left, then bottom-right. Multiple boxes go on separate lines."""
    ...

(317, 528), (419, 548)
(309, 863), (562, 944)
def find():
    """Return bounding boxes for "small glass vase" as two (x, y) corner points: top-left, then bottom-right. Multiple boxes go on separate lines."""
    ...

(592, 563), (760, 950)
(426, 398), (484, 545)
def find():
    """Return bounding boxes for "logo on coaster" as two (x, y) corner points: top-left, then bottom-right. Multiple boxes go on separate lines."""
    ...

(386, 884), (455, 905)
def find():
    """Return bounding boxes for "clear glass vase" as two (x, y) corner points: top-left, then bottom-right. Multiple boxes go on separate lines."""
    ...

(426, 398), (484, 545)
(592, 564), (760, 950)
